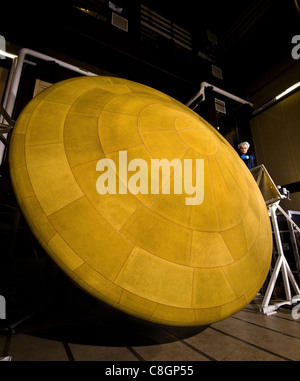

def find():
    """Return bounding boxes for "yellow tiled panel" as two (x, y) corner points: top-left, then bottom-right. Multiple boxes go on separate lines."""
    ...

(244, 275), (266, 304)
(48, 233), (84, 271)
(174, 116), (203, 131)
(117, 289), (158, 318)
(26, 143), (84, 216)
(150, 149), (200, 228)
(259, 200), (272, 234)
(48, 197), (134, 281)
(178, 103), (202, 118)
(220, 222), (248, 261)
(242, 264), (269, 305)
(241, 196), (261, 249)
(256, 179), (271, 211)
(120, 80), (171, 98)
(9, 133), (26, 168)
(103, 92), (158, 116)
(12, 112), (32, 134)
(44, 241), (77, 281)
(139, 130), (189, 161)
(8, 76), (273, 327)
(209, 156), (242, 230)
(246, 177), (265, 216)
(138, 104), (176, 131)
(189, 155), (220, 232)
(120, 205), (192, 265)
(222, 246), (261, 298)
(106, 145), (161, 207)
(253, 225), (273, 272)
(152, 304), (196, 326)
(137, 103), (188, 131)
(168, 97), (201, 118)
(177, 128), (218, 156)
(42, 77), (117, 105)
(192, 268), (237, 308)
(21, 84), (54, 114)
(190, 231), (234, 268)
(220, 295), (248, 320)
(150, 191), (192, 229)
(222, 142), (251, 178)
(115, 246), (194, 308)
(194, 306), (222, 325)
(21, 196), (57, 243)
(98, 110), (141, 153)
(215, 151), (249, 218)
(13, 166), (35, 199)
(79, 76), (133, 95)
(64, 113), (105, 167)
(26, 101), (70, 146)
(95, 83), (132, 95)
(68, 87), (117, 116)
(71, 159), (141, 231)
(74, 263), (123, 305)
(216, 149), (249, 199)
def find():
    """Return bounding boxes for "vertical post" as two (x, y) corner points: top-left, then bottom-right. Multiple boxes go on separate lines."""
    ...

(270, 203), (292, 302)
(261, 203), (299, 312)
(261, 250), (283, 310)
(0, 35), (6, 59)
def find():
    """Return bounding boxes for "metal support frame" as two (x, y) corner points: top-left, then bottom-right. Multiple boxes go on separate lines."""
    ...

(0, 47), (98, 334)
(0, 104), (14, 146)
(0, 47), (97, 165)
(250, 164), (300, 315)
(186, 81), (253, 110)
(261, 202), (300, 315)
(288, 210), (300, 281)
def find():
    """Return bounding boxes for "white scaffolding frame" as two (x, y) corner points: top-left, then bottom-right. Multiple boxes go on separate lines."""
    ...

(0, 47), (97, 165)
(262, 201), (300, 315)
(251, 165), (300, 315)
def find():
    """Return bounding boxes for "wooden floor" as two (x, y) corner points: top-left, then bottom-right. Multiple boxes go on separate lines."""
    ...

(1, 295), (299, 362)
(1, 198), (299, 366)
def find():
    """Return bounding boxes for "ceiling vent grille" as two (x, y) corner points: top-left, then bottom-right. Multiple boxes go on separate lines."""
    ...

(140, 4), (192, 51)
(141, 5), (172, 40)
(215, 98), (226, 114)
(111, 12), (128, 32)
(173, 23), (193, 51)
(211, 65), (223, 80)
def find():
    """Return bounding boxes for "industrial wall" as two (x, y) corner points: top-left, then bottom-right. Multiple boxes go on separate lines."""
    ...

(250, 89), (300, 211)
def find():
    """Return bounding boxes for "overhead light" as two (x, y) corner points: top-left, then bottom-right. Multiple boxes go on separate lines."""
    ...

(253, 80), (300, 117)
(275, 81), (300, 101)
(0, 49), (18, 59)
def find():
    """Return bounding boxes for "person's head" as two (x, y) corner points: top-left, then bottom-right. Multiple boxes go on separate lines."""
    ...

(238, 141), (250, 154)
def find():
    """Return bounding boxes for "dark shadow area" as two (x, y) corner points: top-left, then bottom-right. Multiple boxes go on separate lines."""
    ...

(0, 188), (207, 347)
(1, 256), (208, 347)
(2, 267), (208, 347)
(16, 301), (208, 347)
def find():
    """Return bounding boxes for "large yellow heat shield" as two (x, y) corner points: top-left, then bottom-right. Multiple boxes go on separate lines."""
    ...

(9, 76), (272, 326)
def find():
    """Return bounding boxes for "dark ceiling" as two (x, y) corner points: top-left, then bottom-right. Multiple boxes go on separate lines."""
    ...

(1, 0), (300, 105)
